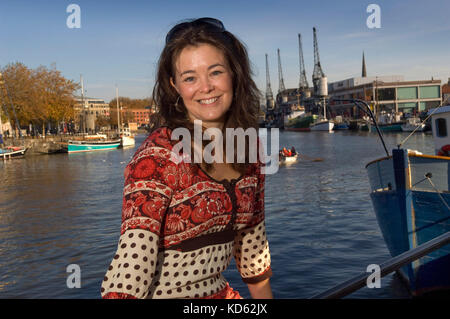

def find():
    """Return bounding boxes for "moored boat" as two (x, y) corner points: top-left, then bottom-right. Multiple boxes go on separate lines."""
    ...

(365, 105), (450, 296)
(401, 117), (426, 132)
(0, 146), (28, 159)
(66, 139), (121, 153)
(310, 120), (334, 132)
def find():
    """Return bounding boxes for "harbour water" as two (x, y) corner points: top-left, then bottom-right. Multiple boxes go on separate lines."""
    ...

(0, 131), (435, 298)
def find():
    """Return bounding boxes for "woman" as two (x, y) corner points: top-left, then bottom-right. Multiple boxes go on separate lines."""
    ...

(101, 18), (273, 299)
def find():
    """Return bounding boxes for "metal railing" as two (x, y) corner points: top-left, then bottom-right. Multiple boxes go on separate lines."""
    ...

(311, 231), (450, 299)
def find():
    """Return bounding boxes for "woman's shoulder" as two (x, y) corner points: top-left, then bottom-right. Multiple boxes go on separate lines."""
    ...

(135, 126), (175, 153)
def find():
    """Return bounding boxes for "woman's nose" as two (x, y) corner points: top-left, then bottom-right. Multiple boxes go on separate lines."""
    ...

(199, 76), (214, 93)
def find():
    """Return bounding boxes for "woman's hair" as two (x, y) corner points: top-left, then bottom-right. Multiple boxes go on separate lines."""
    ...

(151, 18), (262, 173)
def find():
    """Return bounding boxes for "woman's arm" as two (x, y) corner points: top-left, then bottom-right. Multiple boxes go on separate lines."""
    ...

(247, 278), (273, 299)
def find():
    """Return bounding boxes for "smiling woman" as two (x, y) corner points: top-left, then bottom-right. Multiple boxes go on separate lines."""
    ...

(101, 18), (273, 300)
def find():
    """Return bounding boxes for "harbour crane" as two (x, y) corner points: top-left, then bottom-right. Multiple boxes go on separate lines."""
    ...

(277, 48), (286, 94)
(298, 33), (309, 90)
(312, 27), (326, 97)
(265, 53), (274, 110)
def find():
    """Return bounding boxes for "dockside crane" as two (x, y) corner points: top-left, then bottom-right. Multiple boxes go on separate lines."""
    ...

(312, 27), (326, 97)
(265, 53), (274, 110)
(298, 33), (309, 91)
(277, 48), (286, 94)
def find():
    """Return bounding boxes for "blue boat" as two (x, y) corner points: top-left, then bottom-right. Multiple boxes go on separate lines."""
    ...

(67, 139), (121, 153)
(366, 105), (450, 296)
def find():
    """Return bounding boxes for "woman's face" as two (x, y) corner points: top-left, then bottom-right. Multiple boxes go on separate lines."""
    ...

(171, 43), (233, 128)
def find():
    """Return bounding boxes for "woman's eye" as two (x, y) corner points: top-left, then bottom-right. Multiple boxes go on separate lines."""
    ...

(183, 76), (195, 82)
(211, 70), (223, 76)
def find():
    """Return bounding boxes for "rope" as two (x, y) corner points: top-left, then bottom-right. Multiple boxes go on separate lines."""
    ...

(397, 104), (444, 149)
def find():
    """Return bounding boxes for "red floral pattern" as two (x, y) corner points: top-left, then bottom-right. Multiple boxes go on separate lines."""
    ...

(103, 127), (269, 299)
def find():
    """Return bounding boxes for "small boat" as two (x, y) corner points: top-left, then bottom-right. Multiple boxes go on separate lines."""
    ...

(310, 119), (334, 132)
(401, 117), (426, 132)
(66, 139), (121, 153)
(333, 123), (349, 130)
(279, 152), (298, 164)
(0, 146), (28, 159)
(119, 127), (135, 147)
(366, 104), (450, 296)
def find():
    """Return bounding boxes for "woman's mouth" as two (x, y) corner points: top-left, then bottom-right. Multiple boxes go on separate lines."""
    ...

(198, 97), (219, 105)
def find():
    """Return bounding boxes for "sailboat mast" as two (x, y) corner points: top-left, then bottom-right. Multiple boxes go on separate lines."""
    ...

(80, 75), (86, 133)
(116, 87), (120, 135)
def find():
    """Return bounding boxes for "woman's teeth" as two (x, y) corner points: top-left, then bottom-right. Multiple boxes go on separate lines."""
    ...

(199, 97), (218, 104)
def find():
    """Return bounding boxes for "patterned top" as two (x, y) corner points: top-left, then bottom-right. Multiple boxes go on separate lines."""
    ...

(101, 127), (272, 299)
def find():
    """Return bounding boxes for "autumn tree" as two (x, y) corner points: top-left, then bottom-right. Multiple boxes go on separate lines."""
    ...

(0, 62), (79, 136)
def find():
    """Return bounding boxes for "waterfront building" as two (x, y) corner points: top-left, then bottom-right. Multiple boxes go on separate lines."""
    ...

(327, 76), (442, 118)
(130, 107), (151, 127)
(443, 78), (450, 105)
(74, 97), (110, 132)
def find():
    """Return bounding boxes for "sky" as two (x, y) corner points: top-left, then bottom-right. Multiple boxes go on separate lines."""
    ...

(1, 0), (449, 102)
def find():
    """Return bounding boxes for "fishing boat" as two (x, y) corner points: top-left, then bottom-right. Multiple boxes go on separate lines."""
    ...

(284, 114), (317, 132)
(366, 105), (450, 296)
(119, 127), (135, 147)
(0, 146), (28, 159)
(310, 119), (334, 132)
(66, 138), (121, 153)
(401, 117), (426, 132)
(310, 99), (334, 132)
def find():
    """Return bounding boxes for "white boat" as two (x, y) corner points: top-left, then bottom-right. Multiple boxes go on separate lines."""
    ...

(0, 146), (28, 159)
(279, 153), (298, 164)
(310, 120), (334, 132)
(401, 117), (426, 132)
(121, 134), (135, 147)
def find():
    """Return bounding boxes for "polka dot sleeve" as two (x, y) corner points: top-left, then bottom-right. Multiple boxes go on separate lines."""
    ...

(101, 149), (175, 299)
(233, 171), (272, 284)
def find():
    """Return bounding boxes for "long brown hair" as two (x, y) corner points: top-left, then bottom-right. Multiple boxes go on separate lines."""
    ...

(151, 18), (262, 174)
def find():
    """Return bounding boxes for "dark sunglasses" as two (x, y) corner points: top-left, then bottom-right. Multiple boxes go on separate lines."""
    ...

(165, 18), (225, 44)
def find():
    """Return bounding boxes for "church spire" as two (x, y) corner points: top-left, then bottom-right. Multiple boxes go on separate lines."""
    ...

(362, 52), (367, 77)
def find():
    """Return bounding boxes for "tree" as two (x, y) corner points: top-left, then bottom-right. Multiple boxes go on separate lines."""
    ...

(0, 62), (80, 136)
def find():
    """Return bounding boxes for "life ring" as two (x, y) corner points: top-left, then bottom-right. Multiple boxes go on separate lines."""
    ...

(438, 144), (450, 156)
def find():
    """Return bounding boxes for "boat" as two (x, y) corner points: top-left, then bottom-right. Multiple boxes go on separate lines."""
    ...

(310, 120), (334, 132)
(284, 114), (317, 132)
(0, 146), (28, 159)
(115, 87), (135, 148)
(401, 117), (426, 132)
(279, 152), (298, 164)
(333, 123), (349, 130)
(310, 99), (334, 132)
(119, 127), (135, 147)
(365, 105), (450, 296)
(66, 138), (121, 153)
(370, 112), (404, 132)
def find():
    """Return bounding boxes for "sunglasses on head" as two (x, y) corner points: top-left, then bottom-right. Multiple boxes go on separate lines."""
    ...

(165, 17), (225, 44)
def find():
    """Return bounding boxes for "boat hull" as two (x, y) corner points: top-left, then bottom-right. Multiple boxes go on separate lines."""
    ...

(0, 147), (27, 159)
(310, 121), (334, 132)
(67, 140), (121, 153)
(121, 135), (135, 147)
(366, 150), (450, 295)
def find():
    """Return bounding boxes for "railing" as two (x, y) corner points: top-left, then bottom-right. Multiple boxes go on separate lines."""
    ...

(311, 231), (450, 299)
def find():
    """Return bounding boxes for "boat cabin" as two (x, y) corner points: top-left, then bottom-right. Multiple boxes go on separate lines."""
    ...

(428, 105), (450, 155)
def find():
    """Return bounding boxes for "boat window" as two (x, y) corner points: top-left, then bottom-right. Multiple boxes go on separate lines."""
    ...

(436, 118), (447, 137)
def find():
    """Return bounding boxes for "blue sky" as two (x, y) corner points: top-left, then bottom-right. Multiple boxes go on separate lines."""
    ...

(1, 0), (449, 102)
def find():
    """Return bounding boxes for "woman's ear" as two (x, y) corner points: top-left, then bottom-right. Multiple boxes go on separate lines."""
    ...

(170, 77), (178, 93)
